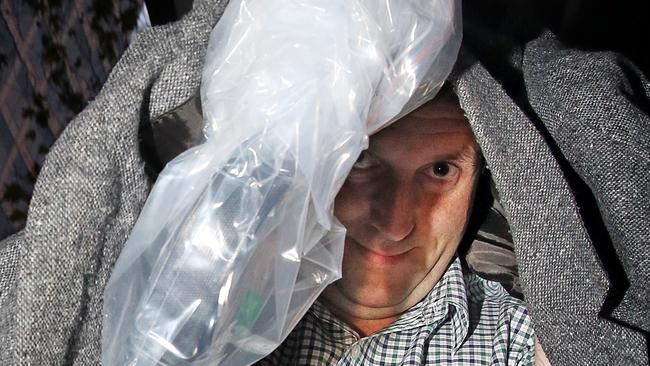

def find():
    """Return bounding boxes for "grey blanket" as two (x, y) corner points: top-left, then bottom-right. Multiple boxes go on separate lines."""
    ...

(0, 0), (648, 364)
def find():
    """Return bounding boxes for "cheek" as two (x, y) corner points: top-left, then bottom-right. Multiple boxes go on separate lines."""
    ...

(416, 179), (475, 246)
(333, 180), (371, 226)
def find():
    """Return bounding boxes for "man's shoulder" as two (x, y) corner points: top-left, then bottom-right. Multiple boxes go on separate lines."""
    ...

(449, 269), (534, 364)
(463, 270), (534, 348)
(463, 265), (518, 299)
(464, 269), (529, 319)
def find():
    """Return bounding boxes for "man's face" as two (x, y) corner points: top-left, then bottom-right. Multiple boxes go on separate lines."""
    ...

(323, 95), (480, 318)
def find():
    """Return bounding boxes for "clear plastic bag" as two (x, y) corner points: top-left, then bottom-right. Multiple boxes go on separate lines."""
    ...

(102, 0), (461, 365)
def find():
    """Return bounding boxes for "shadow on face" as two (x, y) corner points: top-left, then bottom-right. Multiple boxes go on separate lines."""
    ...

(322, 92), (482, 322)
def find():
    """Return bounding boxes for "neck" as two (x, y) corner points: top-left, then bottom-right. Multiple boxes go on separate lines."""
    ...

(319, 261), (448, 333)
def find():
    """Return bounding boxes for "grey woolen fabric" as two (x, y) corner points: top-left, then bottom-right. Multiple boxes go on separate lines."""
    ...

(0, 1), (648, 365)
(0, 232), (21, 363)
(524, 34), (650, 333)
(0, 0), (228, 364)
(454, 32), (649, 364)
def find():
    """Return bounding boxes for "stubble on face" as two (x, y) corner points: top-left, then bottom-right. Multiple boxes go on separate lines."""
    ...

(321, 95), (480, 334)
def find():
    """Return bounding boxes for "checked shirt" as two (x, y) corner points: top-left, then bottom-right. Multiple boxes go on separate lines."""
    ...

(258, 258), (534, 365)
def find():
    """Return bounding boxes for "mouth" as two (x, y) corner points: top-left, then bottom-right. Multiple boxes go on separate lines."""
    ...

(349, 238), (412, 266)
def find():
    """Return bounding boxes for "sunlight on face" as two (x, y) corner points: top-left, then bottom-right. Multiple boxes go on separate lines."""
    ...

(322, 94), (480, 323)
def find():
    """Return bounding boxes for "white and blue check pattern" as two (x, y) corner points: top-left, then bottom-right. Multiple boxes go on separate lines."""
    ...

(258, 257), (534, 365)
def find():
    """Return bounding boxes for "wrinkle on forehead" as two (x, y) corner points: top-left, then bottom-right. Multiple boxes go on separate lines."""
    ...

(382, 96), (471, 136)
(368, 95), (480, 170)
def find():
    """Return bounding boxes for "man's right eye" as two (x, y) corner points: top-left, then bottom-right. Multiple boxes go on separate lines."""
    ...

(352, 151), (376, 170)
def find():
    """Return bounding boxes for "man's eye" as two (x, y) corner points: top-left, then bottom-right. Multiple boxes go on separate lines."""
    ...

(432, 162), (450, 177)
(352, 151), (376, 170)
(427, 161), (457, 179)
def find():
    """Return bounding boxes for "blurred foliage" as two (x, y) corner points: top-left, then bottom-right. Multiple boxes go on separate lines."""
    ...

(1, 0), (142, 233)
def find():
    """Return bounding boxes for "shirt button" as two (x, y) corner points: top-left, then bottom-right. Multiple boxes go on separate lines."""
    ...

(349, 343), (361, 360)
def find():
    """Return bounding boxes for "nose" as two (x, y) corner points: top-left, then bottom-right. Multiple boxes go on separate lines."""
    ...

(370, 178), (416, 241)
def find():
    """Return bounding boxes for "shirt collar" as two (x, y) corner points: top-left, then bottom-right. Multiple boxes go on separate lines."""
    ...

(445, 258), (471, 351)
(311, 257), (471, 350)
(382, 257), (469, 350)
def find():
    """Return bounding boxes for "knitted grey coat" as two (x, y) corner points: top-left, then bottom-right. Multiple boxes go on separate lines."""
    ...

(1, 0), (648, 364)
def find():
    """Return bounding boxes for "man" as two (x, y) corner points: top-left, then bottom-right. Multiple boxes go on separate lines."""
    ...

(1, 0), (647, 364)
(259, 90), (534, 365)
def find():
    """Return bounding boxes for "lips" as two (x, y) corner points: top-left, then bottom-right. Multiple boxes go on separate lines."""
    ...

(349, 238), (413, 266)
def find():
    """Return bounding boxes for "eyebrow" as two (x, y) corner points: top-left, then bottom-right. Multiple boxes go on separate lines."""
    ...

(435, 141), (479, 163)
(434, 143), (483, 175)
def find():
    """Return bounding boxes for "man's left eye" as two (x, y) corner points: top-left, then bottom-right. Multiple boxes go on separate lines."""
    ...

(425, 161), (457, 179)
(432, 162), (450, 177)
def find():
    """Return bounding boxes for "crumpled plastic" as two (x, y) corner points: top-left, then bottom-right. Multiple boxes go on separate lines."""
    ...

(102, 0), (461, 365)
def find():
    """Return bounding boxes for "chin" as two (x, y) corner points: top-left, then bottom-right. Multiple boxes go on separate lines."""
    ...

(339, 281), (411, 309)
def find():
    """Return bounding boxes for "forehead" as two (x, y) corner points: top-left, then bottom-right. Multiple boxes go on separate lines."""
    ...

(383, 95), (471, 135)
(370, 96), (476, 158)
